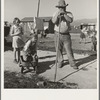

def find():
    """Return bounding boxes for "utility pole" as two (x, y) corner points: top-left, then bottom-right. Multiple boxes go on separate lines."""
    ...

(37, 0), (40, 17)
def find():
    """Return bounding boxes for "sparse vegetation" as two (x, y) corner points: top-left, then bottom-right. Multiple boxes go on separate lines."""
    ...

(4, 71), (78, 88)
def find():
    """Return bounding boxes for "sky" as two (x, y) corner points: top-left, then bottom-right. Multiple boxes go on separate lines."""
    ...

(4, 0), (97, 22)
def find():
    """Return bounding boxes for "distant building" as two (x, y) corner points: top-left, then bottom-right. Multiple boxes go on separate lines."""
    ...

(80, 23), (96, 31)
(21, 17), (54, 34)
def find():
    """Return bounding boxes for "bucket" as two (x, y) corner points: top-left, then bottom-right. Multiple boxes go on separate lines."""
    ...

(37, 81), (47, 87)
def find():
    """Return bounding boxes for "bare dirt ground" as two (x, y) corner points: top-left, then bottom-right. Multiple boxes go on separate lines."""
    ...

(4, 33), (97, 89)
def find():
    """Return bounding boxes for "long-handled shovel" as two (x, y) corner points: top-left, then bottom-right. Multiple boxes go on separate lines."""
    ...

(54, 15), (62, 82)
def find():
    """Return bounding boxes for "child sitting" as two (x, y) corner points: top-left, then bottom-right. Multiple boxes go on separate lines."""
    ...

(19, 29), (39, 71)
(23, 29), (38, 56)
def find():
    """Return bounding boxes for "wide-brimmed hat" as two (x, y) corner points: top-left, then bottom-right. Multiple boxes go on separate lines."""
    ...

(56, 0), (68, 8)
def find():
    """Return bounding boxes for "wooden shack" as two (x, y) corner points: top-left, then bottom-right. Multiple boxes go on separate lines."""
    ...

(21, 17), (54, 34)
(80, 23), (96, 31)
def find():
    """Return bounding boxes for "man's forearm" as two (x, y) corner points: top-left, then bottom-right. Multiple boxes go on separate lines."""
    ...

(52, 15), (59, 24)
(64, 14), (73, 23)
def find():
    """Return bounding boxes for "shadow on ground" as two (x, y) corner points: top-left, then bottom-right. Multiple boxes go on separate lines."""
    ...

(63, 53), (96, 67)
(19, 53), (97, 74)
(75, 54), (97, 67)
(58, 59), (97, 82)
(57, 54), (97, 82)
(37, 60), (55, 74)
(38, 53), (96, 74)
(39, 55), (56, 59)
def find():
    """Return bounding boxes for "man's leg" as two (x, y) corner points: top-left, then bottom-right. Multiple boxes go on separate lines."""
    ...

(63, 35), (78, 69)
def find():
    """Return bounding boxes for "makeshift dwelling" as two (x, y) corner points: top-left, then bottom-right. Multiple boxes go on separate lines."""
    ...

(21, 17), (54, 34)
(21, 17), (43, 34)
(80, 23), (96, 31)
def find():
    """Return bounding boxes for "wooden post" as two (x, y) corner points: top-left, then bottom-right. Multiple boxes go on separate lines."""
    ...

(37, 0), (40, 17)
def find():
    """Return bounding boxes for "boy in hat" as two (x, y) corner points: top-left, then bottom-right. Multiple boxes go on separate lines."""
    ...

(52, 0), (78, 69)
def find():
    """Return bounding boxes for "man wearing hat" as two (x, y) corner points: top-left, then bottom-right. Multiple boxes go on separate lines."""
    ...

(52, 0), (78, 69)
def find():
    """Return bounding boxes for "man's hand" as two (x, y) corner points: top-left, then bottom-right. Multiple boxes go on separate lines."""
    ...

(57, 10), (65, 19)
(58, 10), (65, 16)
(52, 10), (65, 24)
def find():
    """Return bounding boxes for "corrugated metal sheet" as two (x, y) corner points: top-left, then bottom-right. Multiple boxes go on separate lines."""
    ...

(21, 17), (52, 22)
(39, 17), (52, 22)
(21, 17), (34, 22)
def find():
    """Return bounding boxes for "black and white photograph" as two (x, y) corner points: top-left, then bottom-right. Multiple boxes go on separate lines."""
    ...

(2, 0), (98, 99)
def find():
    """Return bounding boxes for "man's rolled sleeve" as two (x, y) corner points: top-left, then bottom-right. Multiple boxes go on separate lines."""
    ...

(66, 12), (73, 23)
(52, 11), (59, 24)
